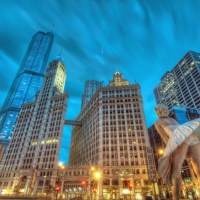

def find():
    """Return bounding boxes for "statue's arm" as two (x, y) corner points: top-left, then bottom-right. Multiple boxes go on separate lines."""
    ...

(154, 122), (169, 145)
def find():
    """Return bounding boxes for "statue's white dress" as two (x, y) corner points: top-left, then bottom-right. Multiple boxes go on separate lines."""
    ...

(163, 119), (200, 157)
(158, 119), (200, 184)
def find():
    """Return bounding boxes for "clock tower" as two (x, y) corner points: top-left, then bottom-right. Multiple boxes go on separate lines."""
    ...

(43, 53), (67, 97)
(0, 53), (69, 195)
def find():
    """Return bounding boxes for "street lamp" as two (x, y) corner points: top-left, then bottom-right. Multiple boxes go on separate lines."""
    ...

(57, 162), (65, 199)
(94, 172), (101, 180)
(55, 186), (61, 200)
(87, 165), (104, 200)
(158, 149), (164, 156)
(91, 167), (95, 172)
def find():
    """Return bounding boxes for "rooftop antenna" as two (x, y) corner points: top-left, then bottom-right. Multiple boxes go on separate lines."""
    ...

(134, 78), (137, 84)
(51, 24), (54, 33)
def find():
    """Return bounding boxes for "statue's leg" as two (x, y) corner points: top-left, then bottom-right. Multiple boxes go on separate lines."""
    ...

(188, 143), (200, 198)
(171, 142), (188, 200)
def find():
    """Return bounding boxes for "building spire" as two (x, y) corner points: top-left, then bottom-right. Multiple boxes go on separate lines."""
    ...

(115, 68), (120, 75)
(134, 78), (137, 84)
(55, 50), (64, 62)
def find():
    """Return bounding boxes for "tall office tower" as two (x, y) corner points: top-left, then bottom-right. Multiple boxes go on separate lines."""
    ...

(69, 71), (150, 196)
(0, 31), (54, 147)
(154, 51), (200, 110)
(81, 80), (102, 110)
(0, 55), (68, 195)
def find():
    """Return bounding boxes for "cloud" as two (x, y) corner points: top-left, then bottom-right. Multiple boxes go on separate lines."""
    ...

(1, 0), (200, 163)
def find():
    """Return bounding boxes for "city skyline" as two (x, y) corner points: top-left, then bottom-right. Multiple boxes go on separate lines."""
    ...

(1, 0), (200, 163)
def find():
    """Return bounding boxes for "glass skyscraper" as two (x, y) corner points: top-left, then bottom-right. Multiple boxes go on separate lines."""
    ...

(0, 31), (54, 146)
(154, 51), (200, 110)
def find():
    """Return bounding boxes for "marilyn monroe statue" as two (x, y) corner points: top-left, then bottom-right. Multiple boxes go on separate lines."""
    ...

(154, 104), (200, 200)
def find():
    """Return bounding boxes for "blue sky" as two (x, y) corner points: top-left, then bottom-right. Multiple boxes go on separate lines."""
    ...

(1, 0), (200, 163)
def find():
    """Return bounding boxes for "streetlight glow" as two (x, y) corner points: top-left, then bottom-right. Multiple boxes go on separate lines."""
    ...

(91, 167), (95, 171)
(158, 149), (164, 155)
(94, 172), (101, 180)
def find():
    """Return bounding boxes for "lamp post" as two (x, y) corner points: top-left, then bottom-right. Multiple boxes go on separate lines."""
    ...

(93, 170), (102, 200)
(157, 148), (168, 199)
(57, 162), (65, 200)
(87, 165), (104, 200)
(55, 185), (60, 200)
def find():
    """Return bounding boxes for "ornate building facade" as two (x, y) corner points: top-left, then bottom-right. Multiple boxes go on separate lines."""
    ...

(69, 71), (151, 199)
(0, 54), (68, 195)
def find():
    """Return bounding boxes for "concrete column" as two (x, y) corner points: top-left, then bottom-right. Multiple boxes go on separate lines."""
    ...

(24, 176), (31, 195)
(11, 178), (19, 192)
(98, 180), (103, 200)
(60, 180), (64, 199)
(109, 178), (112, 199)
(51, 176), (57, 186)
(130, 177), (134, 200)
(141, 179), (144, 187)
(87, 179), (91, 200)
(33, 179), (39, 196)
(0, 182), (2, 192)
(118, 178), (122, 200)
(41, 177), (46, 196)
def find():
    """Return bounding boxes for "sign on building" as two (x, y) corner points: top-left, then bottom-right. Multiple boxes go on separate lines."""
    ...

(145, 147), (157, 183)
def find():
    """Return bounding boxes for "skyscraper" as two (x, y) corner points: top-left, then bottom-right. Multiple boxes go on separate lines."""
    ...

(81, 80), (102, 110)
(0, 54), (68, 195)
(154, 51), (200, 110)
(0, 31), (54, 149)
(69, 71), (151, 198)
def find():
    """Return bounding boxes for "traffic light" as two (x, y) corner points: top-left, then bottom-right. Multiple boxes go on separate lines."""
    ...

(55, 186), (60, 192)
(129, 185), (133, 191)
(81, 180), (86, 186)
